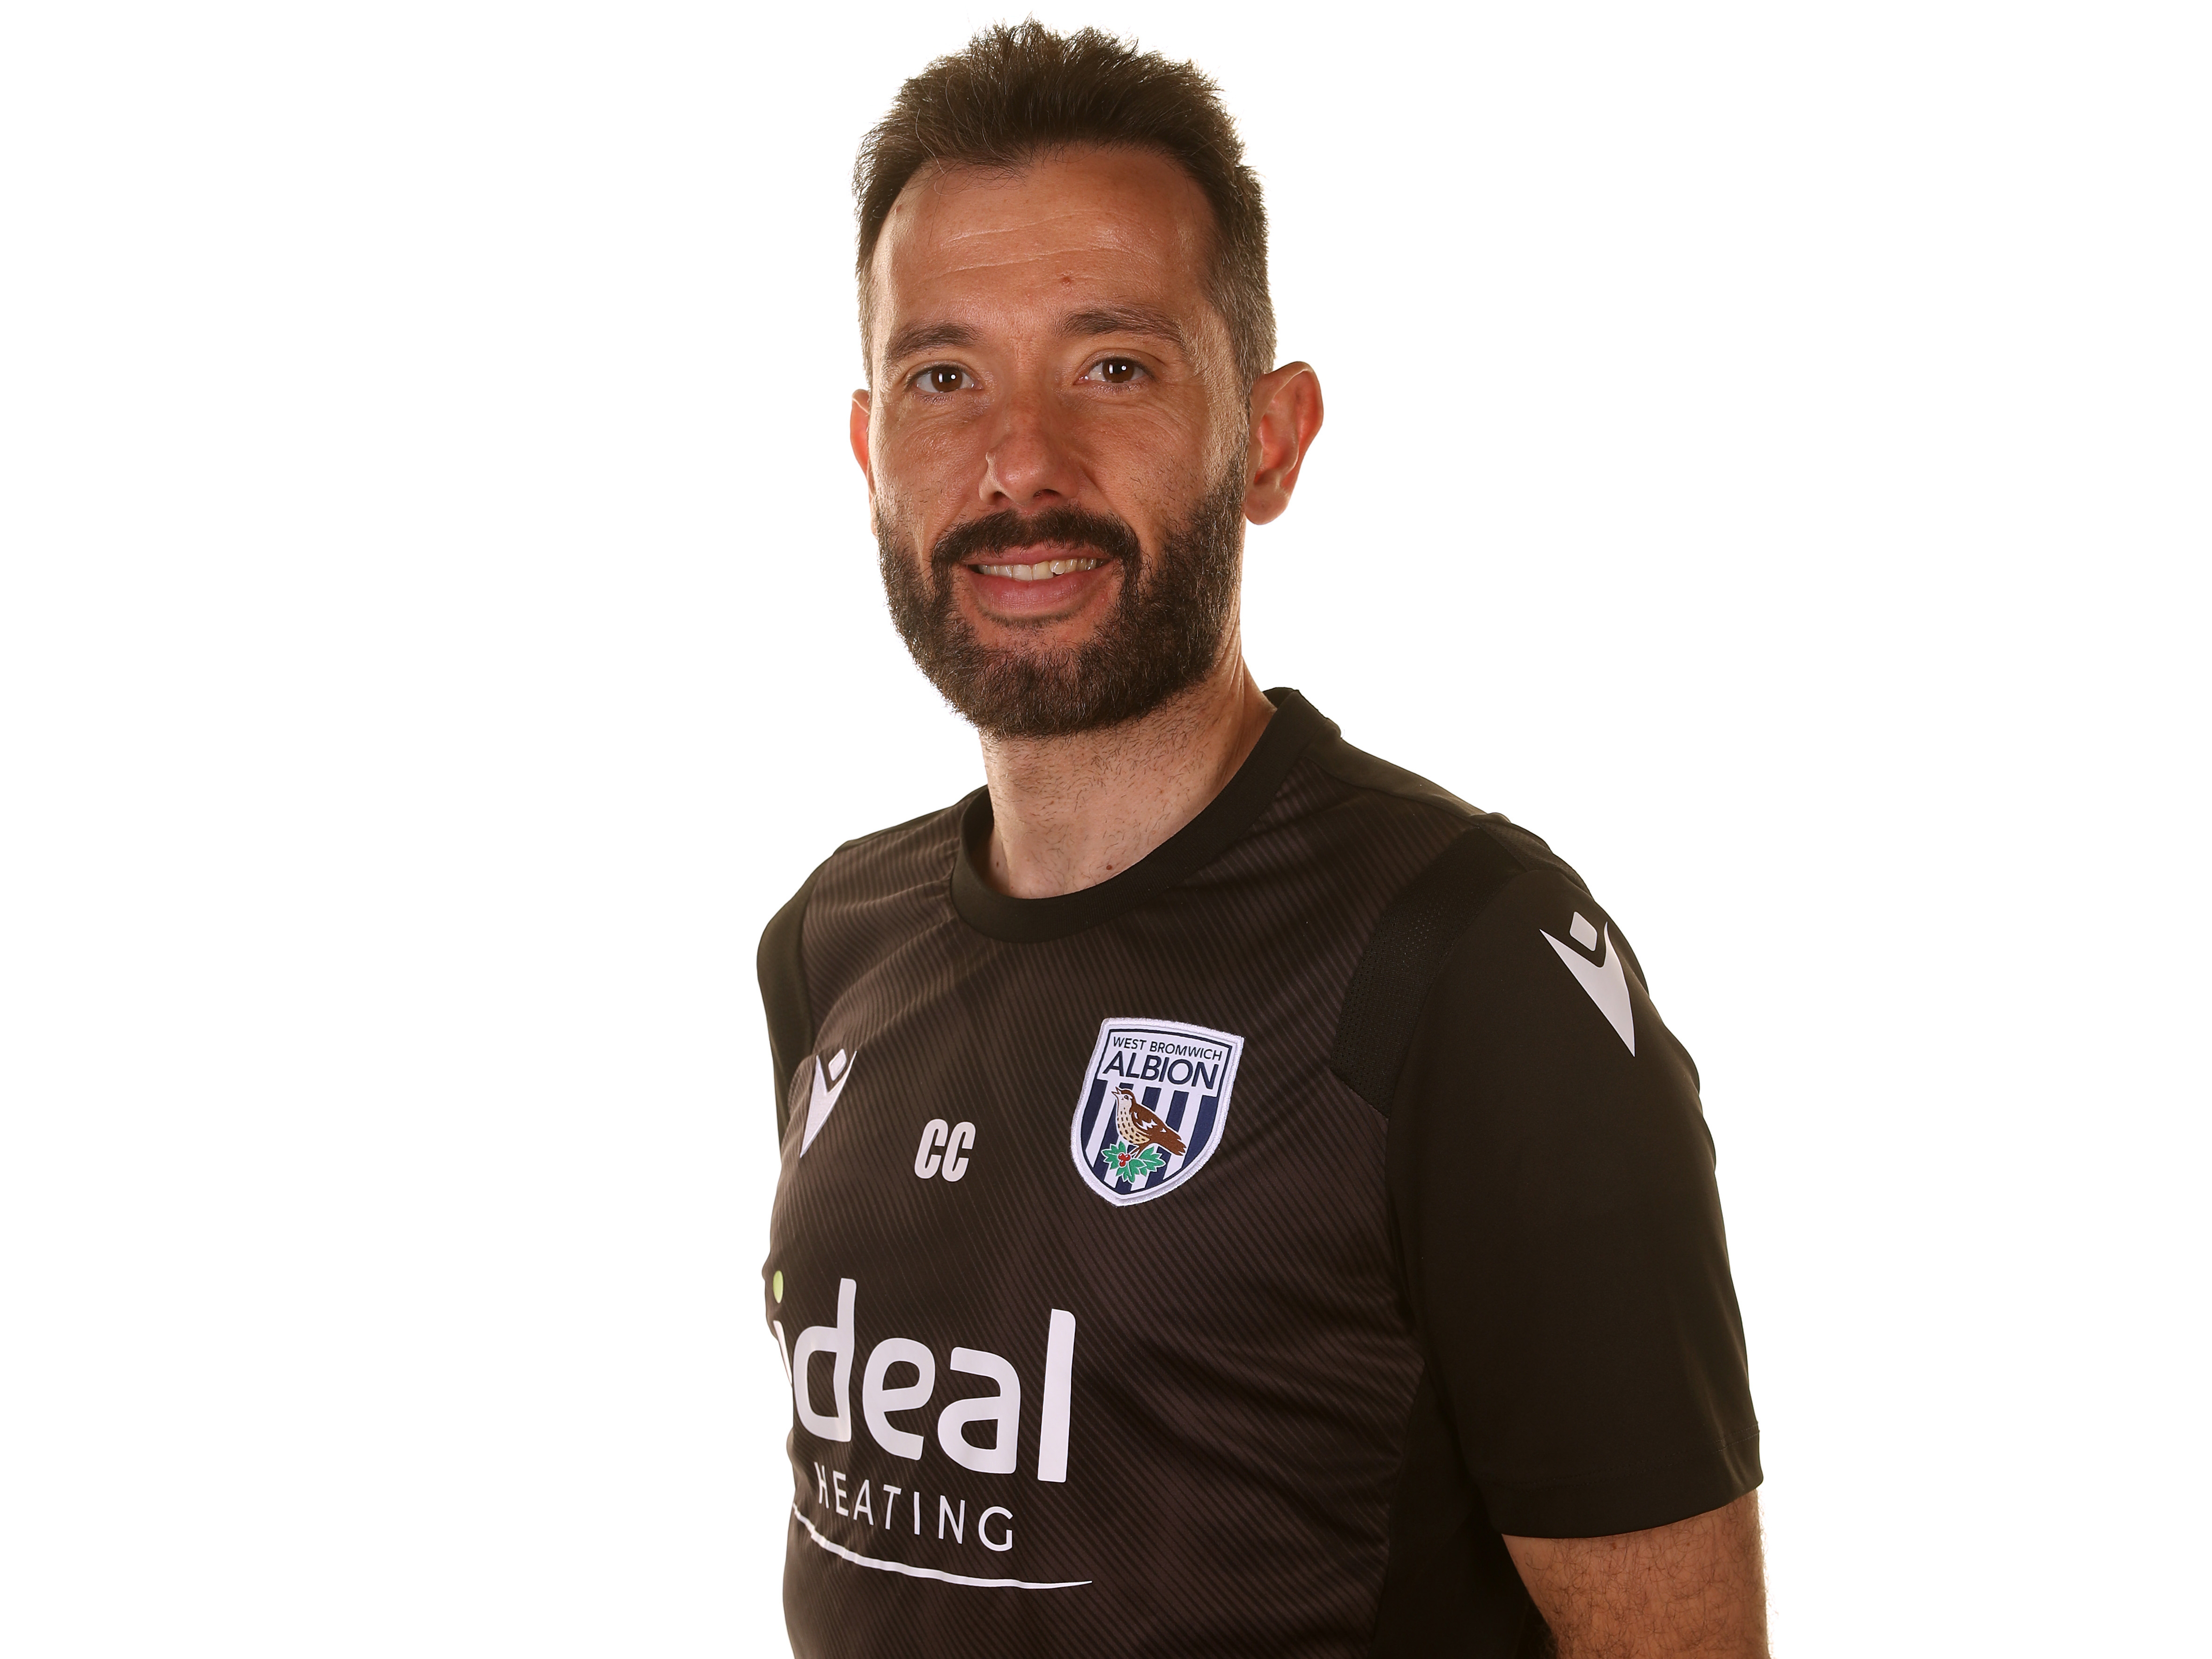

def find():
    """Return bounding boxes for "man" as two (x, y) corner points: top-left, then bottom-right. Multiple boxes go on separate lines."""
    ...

(759, 23), (1765, 1657)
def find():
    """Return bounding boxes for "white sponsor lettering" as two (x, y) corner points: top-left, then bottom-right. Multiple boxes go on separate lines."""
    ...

(797, 1454), (1064, 1583)
(791, 1278), (856, 1440)
(787, 1281), (1074, 1483)
(938, 1348), (1021, 1474)
(861, 1336), (935, 1460)
(1037, 1310), (1076, 1483)
(772, 1320), (793, 1428)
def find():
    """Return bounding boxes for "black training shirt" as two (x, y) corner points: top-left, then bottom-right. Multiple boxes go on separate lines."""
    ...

(757, 691), (1758, 1658)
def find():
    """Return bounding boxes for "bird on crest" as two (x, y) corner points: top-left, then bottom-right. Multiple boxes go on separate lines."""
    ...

(1112, 1084), (1188, 1157)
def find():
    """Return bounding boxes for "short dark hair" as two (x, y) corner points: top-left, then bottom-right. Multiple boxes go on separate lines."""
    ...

(853, 21), (1275, 390)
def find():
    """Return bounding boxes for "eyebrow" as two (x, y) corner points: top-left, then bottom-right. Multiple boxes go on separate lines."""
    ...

(881, 319), (978, 364)
(1060, 305), (1191, 354)
(880, 305), (1194, 369)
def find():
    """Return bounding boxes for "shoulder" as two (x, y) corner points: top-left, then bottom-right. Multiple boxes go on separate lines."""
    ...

(1294, 717), (1639, 1110)
(1436, 847), (1661, 1060)
(1300, 721), (1485, 822)
(824, 794), (974, 898)
(1385, 835), (1701, 1171)
(761, 794), (972, 936)
(1306, 722), (1598, 898)
(1290, 717), (1598, 907)
(755, 795), (974, 1135)
(1284, 702), (1634, 999)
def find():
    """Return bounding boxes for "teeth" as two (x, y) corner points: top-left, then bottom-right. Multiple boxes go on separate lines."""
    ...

(974, 557), (1104, 581)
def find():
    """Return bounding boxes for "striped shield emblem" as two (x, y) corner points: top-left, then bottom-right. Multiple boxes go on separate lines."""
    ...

(1069, 1017), (1244, 1207)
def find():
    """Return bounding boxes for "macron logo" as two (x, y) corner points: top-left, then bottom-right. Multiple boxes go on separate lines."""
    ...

(800, 1048), (854, 1156)
(1539, 913), (1636, 1056)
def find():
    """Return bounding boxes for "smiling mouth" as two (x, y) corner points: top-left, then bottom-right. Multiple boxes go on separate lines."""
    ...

(968, 556), (1107, 582)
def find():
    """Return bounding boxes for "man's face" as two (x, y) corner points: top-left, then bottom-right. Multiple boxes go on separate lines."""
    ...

(854, 146), (1252, 737)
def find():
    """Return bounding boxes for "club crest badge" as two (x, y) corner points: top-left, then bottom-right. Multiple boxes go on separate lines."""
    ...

(1069, 1017), (1244, 1207)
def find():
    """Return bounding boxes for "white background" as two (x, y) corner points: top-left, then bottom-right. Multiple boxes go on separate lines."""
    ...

(2, 2), (2205, 1652)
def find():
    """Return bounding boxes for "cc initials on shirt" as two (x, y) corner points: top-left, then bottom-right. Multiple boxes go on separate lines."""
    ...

(912, 1119), (975, 1182)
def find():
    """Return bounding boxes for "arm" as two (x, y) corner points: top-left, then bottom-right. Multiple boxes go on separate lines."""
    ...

(1372, 852), (1765, 1645)
(1505, 1492), (1768, 1659)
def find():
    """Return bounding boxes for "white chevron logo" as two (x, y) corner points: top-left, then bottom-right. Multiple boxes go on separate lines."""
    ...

(799, 1047), (854, 1156)
(1539, 913), (1636, 1055)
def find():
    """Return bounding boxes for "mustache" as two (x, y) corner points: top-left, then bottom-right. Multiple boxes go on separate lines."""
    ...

(929, 504), (1143, 573)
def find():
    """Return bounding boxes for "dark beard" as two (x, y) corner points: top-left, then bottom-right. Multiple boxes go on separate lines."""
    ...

(876, 463), (1246, 739)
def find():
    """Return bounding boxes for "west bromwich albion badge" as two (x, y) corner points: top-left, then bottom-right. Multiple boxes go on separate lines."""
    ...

(1069, 1017), (1244, 1206)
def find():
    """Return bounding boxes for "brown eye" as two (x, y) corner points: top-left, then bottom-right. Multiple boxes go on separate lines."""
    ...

(920, 365), (968, 393)
(1095, 358), (1140, 384)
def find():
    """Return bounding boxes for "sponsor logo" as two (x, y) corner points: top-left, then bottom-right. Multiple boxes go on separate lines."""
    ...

(775, 1278), (1076, 1482)
(800, 1047), (854, 1156)
(1539, 912), (1636, 1055)
(771, 1277), (1086, 1589)
(1069, 1017), (1244, 1206)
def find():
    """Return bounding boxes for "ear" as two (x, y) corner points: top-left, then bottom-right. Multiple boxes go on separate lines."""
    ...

(849, 389), (874, 493)
(1242, 362), (1324, 526)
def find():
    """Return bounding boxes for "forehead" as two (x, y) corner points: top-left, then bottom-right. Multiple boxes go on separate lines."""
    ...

(869, 147), (1216, 356)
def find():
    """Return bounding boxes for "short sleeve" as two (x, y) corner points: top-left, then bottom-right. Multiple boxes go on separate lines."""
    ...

(757, 860), (825, 1144)
(1386, 865), (1761, 1539)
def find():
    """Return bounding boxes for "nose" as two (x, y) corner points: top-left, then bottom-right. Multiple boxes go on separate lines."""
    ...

(980, 384), (1083, 510)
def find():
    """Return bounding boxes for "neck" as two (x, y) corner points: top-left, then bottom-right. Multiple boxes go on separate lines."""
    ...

(977, 644), (1275, 900)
